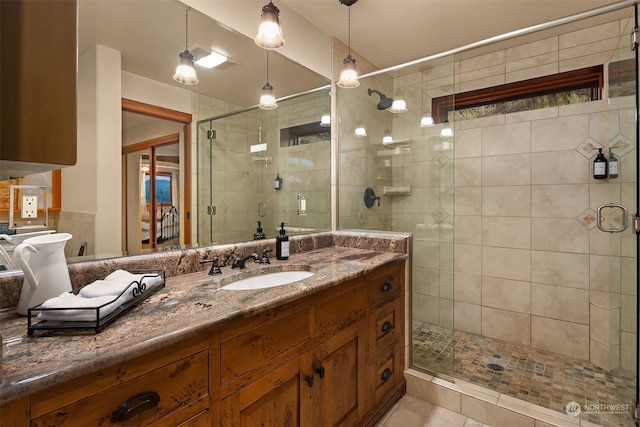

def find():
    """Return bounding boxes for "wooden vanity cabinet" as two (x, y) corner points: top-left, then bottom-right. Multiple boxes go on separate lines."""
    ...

(29, 337), (211, 427)
(0, 259), (405, 427)
(1, 0), (77, 176)
(217, 260), (405, 427)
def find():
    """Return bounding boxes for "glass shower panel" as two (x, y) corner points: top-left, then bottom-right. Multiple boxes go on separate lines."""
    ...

(602, 5), (638, 416)
(337, 56), (456, 378)
(196, 120), (214, 246)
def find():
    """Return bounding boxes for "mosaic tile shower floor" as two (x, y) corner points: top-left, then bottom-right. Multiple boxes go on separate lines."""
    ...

(412, 321), (636, 427)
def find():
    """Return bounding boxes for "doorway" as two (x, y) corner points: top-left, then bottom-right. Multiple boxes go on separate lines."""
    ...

(121, 99), (192, 254)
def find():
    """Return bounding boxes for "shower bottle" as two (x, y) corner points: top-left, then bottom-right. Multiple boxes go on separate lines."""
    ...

(593, 148), (607, 179)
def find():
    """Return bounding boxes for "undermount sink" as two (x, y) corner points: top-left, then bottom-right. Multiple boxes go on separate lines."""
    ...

(221, 270), (315, 291)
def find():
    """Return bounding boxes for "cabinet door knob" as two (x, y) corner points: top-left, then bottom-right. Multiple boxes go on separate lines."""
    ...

(381, 368), (392, 382)
(315, 365), (325, 379)
(381, 282), (393, 292)
(305, 374), (315, 388)
(111, 391), (160, 423)
(381, 321), (393, 333)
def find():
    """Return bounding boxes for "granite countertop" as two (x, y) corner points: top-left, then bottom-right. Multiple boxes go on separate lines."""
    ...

(0, 245), (406, 403)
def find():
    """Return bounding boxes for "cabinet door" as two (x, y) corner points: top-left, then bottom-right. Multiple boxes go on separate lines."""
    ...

(303, 321), (367, 427)
(220, 357), (302, 427)
(1, 0), (77, 173)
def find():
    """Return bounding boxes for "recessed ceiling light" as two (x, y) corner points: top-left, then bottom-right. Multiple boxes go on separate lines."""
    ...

(195, 51), (228, 69)
(188, 45), (229, 69)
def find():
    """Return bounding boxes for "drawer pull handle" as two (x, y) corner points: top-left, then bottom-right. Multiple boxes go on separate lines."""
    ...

(381, 282), (393, 292)
(305, 374), (315, 388)
(111, 391), (160, 423)
(316, 365), (325, 379)
(381, 321), (393, 333)
(381, 368), (393, 382)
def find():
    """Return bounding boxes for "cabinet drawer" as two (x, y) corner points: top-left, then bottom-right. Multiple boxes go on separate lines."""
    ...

(32, 350), (209, 427)
(220, 308), (311, 386)
(373, 307), (398, 342)
(315, 282), (367, 337)
(368, 267), (402, 308)
(370, 351), (401, 403)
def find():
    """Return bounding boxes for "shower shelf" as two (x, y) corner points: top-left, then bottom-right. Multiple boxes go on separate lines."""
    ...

(383, 186), (411, 195)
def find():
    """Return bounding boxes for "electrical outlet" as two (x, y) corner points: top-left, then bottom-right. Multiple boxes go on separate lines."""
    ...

(22, 195), (37, 219)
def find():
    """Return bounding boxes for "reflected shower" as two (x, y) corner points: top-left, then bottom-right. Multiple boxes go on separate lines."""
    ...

(368, 88), (394, 110)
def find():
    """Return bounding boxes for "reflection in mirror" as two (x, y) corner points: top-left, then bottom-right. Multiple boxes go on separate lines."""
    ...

(197, 87), (331, 246)
(122, 111), (185, 256)
(0, 0), (330, 273)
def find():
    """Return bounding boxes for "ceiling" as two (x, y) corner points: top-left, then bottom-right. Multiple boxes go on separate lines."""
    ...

(79, 0), (628, 121)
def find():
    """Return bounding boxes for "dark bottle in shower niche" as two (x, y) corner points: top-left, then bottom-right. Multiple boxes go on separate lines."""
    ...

(593, 148), (608, 179)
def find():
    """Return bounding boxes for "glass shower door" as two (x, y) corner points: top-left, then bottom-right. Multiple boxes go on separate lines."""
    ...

(600, 5), (639, 423)
(196, 120), (215, 246)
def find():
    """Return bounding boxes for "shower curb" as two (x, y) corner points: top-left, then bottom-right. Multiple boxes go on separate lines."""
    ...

(404, 368), (603, 427)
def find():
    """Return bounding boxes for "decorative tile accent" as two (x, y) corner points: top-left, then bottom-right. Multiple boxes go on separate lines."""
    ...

(356, 207), (366, 225)
(609, 134), (634, 157)
(412, 322), (634, 427)
(576, 137), (603, 159)
(432, 152), (450, 169)
(220, 204), (231, 218)
(576, 208), (598, 230)
(431, 207), (449, 224)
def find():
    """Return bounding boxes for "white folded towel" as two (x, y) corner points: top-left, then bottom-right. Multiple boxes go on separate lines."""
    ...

(79, 270), (161, 299)
(37, 291), (125, 322)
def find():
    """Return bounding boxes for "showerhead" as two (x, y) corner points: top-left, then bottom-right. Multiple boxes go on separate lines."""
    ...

(368, 88), (394, 110)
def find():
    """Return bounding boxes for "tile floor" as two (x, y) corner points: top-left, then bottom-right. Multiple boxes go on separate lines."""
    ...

(412, 321), (635, 427)
(375, 394), (490, 427)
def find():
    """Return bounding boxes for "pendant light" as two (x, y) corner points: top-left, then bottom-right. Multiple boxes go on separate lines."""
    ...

(337, 0), (359, 88)
(259, 50), (277, 110)
(173, 7), (198, 85)
(255, 1), (285, 49)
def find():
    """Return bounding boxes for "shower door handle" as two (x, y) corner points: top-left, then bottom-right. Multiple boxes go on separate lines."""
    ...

(596, 203), (628, 233)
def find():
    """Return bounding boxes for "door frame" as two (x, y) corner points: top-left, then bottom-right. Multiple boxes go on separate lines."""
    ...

(121, 98), (192, 247)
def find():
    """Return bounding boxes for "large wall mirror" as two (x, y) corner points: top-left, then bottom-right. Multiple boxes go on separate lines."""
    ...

(0, 0), (330, 270)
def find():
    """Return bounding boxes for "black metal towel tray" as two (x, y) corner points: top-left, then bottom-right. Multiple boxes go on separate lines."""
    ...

(27, 269), (165, 335)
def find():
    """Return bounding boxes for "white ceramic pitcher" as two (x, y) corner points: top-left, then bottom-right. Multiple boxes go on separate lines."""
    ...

(14, 233), (73, 316)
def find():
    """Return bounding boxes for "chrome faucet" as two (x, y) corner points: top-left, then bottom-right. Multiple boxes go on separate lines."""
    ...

(232, 252), (260, 269)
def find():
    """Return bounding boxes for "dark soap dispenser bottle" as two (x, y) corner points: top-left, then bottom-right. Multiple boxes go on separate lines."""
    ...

(253, 221), (265, 240)
(593, 148), (608, 179)
(276, 222), (289, 260)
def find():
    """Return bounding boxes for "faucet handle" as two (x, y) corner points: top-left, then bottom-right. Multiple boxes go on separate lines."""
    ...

(259, 248), (273, 265)
(200, 256), (222, 275)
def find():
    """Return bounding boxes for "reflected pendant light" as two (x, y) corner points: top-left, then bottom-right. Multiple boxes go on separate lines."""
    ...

(173, 7), (199, 85)
(337, 0), (359, 88)
(255, 1), (285, 49)
(259, 51), (278, 109)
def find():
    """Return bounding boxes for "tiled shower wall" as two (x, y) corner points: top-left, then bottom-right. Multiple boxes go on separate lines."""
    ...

(403, 13), (637, 371)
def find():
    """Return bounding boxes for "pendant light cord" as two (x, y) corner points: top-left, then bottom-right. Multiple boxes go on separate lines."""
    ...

(266, 50), (270, 83)
(185, 7), (190, 50)
(347, 6), (351, 56)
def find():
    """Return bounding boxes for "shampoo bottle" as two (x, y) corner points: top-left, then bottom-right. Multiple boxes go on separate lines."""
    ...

(608, 148), (619, 179)
(593, 148), (607, 179)
(276, 222), (289, 260)
(253, 221), (266, 240)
